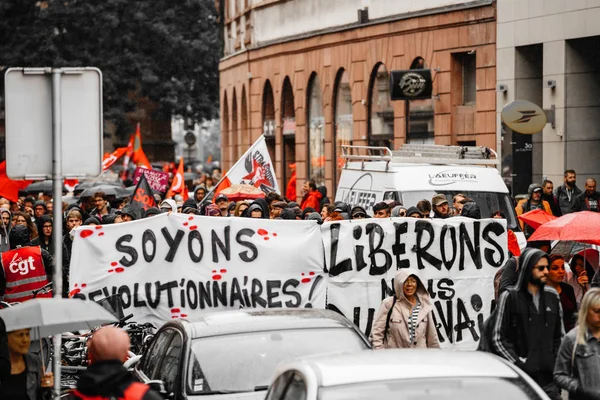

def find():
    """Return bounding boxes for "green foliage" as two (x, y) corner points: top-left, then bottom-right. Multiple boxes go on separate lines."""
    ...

(0, 0), (220, 138)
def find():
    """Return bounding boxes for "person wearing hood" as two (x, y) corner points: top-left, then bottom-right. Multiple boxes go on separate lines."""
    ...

(120, 205), (139, 222)
(317, 186), (330, 209)
(300, 180), (322, 211)
(66, 327), (161, 400)
(492, 248), (563, 399)
(0, 209), (11, 253)
(247, 203), (265, 219)
(159, 199), (178, 213)
(30, 215), (54, 255)
(193, 185), (207, 205)
(371, 269), (440, 349)
(0, 225), (53, 303)
(516, 183), (553, 237)
(251, 198), (270, 219)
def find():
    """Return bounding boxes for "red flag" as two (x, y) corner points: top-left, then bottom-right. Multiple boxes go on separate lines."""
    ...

(0, 161), (32, 202)
(166, 157), (185, 199)
(129, 173), (157, 211)
(64, 179), (80, 193)
(102, 147), (129, 171)
(182, 181), (189, 201)
(132, 123), (152, 169)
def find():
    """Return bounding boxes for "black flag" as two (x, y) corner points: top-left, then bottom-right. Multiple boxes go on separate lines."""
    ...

(129, 173), (157, 211)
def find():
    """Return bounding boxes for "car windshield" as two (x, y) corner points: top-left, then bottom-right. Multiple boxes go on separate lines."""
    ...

(188, 328), (368, 394)
(320, 377), (544, 400)
(401, 191), (519, 230)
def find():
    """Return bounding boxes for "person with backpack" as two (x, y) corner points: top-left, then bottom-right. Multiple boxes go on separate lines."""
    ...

(492, 249), (563, 400)
(370, 269), (440, 349)
(67, 326), (162, 400)
(515, 183), (554, 238)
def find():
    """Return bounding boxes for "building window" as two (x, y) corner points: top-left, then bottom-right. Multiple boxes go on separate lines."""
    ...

(222, 92), (230, 166)
(333, 68), (353, 187)
(307, 73), (325, 187)
(460, 53), (476, 106)
(231, 89), (238, 161)
(368, 63), (394, 149)
(262, 80), (276, 164)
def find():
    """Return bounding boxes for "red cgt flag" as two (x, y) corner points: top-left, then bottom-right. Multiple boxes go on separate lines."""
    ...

(0, 161), (32, 202)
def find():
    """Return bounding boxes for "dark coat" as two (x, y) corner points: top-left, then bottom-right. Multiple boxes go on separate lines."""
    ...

(67, 361), (162, 400)
(556, 184), (582, 215)
(492, 249), (563, 388)
(0, 317), (9, 384)
(571, 191), (600, 212)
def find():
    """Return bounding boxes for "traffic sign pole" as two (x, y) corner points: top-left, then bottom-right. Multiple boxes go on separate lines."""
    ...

(51, 68), (64, 395)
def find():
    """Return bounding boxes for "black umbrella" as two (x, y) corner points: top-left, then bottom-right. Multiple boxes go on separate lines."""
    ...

(79, 185), (120, 198)
(24, 180), (65, 195)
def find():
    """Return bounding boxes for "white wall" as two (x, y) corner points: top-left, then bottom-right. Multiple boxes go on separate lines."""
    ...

(253, 0), (484, 44)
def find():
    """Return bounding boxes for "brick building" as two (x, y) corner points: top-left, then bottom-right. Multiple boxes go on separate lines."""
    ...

(219, 0), (497, 200)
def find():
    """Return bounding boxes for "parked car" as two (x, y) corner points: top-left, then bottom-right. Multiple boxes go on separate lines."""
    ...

(134, 309), (371, 399)
(265, 349), (550, 400)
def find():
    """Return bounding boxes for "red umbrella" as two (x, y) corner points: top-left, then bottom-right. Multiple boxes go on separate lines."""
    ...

(518, 209), (557, 230)
(528, 211), (600, 245)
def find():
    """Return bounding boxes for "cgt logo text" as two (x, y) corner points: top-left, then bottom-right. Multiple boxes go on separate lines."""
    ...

(9, 254), (36, 276)
(428, 170), (478, 186)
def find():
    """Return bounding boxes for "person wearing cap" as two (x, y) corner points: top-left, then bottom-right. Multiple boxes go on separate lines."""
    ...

(351, 206), (368, 219)
(515, 183), (553, 238)
(372, 202), (391, 218)
(306, 212), (323, 224)
(431, 194), (451, 219)
(406, 206), (423, 218)
(270, 201), (287, 219)
(215, 194), (230, 217)
(204, 204), (221, 217)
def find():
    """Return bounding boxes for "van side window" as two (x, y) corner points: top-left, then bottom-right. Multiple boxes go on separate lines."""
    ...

(383, 191), (399, 202)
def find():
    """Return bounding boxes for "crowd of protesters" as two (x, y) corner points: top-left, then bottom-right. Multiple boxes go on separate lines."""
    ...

(1, 166), (600, 399)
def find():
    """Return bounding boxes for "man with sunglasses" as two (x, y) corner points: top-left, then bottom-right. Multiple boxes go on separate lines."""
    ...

(492, 248), (563, 400)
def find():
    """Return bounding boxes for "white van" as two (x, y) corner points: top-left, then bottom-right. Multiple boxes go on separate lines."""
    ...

(335, 144), (525, 247)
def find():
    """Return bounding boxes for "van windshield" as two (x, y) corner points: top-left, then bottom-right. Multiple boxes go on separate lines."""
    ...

(401, 191), (519, 230)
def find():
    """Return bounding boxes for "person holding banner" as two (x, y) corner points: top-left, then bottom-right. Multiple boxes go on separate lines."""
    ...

(370, 269), (440, 349)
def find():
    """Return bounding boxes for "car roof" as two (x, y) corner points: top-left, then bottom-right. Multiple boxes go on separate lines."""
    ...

(177, 309), (359, 339)
(292, 350), (519, 387)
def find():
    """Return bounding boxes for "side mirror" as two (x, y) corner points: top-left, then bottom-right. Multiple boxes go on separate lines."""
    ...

(147, 380), (174, 400)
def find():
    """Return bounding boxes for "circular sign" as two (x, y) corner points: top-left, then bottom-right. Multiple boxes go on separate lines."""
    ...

(501, 100), (547, 134)
(184, 131), (196, 146)
(399, 72), (427, 97)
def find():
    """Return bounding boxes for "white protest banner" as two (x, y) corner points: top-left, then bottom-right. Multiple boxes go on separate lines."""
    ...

(321, 217), (508, 350)
(69, 214), (325, 324)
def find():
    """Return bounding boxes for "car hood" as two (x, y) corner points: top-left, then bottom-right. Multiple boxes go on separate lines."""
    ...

(188, 391), (267, 400)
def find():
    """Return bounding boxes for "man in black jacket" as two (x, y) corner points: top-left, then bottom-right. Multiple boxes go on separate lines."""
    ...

(571, 178), (600, 212)
(68, 327), (162, 400)
(492, 249), (562, 400)
(555, 169), (581, 215)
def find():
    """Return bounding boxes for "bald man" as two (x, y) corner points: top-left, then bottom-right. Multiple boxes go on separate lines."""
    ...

(68, 327), (162, 400)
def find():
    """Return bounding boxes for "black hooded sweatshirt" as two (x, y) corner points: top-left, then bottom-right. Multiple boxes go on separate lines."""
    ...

(492, 249), (562, 388)
(67, 360), (162, 400)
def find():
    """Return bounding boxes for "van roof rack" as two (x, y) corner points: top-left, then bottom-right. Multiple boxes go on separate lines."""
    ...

(341, 144), (499, 168)
(341, 145), (392, 171)
(392, 144), (499, 165)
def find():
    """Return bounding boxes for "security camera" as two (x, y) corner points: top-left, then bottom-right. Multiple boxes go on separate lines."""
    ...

(545, 80), (556, 89)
